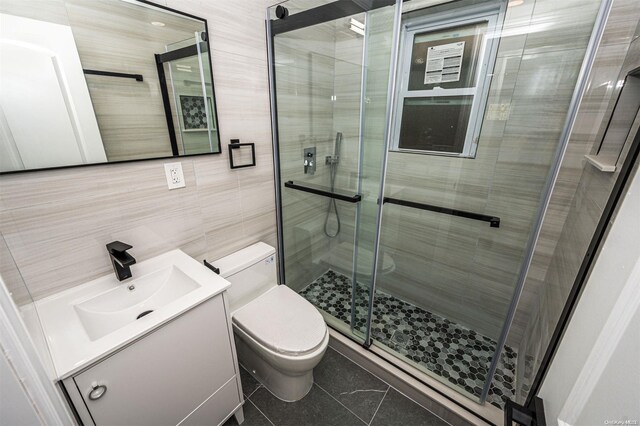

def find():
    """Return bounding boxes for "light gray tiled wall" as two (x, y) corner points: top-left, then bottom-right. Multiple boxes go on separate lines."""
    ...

(512, 0), (640, 402)
(0, 0), (277, 304)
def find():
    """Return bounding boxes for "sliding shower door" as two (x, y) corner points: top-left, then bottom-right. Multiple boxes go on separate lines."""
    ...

(367, 0), (605, 408)
(269, 0), (605, 410)
(269, 2), (396, 343)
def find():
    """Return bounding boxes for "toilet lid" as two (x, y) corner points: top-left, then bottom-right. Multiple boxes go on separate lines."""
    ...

(232, 285), (327, 356)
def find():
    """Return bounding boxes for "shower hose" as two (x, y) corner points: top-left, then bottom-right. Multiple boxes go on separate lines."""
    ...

(324, 133), (342, 238)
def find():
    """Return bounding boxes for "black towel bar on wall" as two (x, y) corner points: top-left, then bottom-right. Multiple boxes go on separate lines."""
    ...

(383, 197), (500, 228)
(83, 69), (144, 82)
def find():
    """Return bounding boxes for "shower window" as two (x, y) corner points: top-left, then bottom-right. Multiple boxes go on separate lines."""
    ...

(391, 6), (501, 157)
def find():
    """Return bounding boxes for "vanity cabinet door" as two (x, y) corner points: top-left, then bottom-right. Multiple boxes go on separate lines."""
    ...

(73, 295), (238, 426)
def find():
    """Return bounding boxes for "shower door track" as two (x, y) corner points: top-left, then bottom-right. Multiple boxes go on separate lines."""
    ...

(270, 0), (396, 35)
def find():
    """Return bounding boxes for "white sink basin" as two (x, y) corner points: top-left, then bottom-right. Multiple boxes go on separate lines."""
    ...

(33, 249), (230, 379)
(74, 266), (200, 341)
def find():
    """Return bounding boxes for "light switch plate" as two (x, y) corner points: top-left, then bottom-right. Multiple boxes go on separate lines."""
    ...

(164, 162), (185, 189)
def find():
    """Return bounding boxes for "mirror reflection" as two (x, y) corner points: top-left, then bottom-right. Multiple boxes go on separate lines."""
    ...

(0, 0), (221, 173)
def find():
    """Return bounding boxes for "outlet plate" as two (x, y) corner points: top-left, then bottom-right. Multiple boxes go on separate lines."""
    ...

(164, 162), (185, 189)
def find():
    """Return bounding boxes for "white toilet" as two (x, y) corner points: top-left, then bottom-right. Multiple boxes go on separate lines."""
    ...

(215, 242), (329, 402)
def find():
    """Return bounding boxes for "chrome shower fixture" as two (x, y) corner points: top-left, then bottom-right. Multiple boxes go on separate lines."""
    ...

(325, 132), (342, 165)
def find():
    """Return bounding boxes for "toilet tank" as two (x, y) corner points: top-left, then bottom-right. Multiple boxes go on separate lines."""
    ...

(214, 242), (277, 313)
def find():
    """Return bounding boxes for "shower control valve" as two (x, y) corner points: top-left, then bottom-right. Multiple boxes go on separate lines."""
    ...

(303, 147), (316, 175)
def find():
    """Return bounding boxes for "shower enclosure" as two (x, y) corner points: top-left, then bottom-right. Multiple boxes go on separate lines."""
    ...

(267, 0), (606, 409)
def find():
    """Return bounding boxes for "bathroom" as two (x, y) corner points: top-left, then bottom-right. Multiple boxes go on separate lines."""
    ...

(0, 0), (639, 424)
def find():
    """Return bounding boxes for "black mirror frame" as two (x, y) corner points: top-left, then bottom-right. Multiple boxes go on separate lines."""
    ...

(0, 0), (222, 175)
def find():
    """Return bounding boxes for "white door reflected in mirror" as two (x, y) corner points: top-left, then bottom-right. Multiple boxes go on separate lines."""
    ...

(0, 13), (106, 172)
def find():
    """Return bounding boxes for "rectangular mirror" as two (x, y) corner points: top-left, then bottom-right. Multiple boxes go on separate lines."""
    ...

(0, 0), (221, 173)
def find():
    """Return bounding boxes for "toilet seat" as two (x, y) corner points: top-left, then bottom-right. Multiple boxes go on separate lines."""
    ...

(232, 285), (327, 356)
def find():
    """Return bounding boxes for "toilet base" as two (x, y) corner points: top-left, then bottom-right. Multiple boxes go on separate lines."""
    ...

(234, 334), (313, 402)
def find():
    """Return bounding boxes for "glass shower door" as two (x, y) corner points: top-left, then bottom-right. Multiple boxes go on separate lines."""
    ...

(271, 13), (366, 342)
(367, 0), (605, 408)
(269, 1), (397, 343)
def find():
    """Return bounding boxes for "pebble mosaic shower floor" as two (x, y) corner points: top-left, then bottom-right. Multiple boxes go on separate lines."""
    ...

(299, 269), (517, 409)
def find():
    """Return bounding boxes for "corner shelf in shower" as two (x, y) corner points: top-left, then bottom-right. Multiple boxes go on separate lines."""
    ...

(284, 181), (362, 203)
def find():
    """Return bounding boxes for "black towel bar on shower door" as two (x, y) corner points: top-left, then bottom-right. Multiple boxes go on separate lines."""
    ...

(284, 181), (361, 203)
(383, 197), (500, 228)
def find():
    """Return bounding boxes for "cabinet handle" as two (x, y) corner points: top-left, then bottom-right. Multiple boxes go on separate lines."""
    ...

(88, 384), (107, 401)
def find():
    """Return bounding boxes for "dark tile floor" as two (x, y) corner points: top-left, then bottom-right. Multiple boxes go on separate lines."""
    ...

(299, 270), (516, 409)
(224, 347), (471, 426)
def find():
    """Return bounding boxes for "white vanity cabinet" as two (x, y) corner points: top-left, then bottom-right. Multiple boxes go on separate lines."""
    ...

(62, 294), (244, 426)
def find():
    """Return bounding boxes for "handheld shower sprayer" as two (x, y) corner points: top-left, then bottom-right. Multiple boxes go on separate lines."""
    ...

(326, 132), (342, 166)
(324, 132), (343, 237)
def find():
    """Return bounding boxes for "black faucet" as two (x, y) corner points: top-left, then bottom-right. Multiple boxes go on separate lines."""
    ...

(106, 241), (136, 281)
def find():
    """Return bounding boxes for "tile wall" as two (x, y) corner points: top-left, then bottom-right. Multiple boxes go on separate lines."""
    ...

(512, 1), (640, 401)
(0, 0), (277, 304)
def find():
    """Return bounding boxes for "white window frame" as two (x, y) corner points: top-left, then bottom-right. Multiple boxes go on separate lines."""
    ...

(391, 2), (505, 158)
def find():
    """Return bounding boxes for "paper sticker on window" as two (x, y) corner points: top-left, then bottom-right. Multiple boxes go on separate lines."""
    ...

(424, 41), (465, 85)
